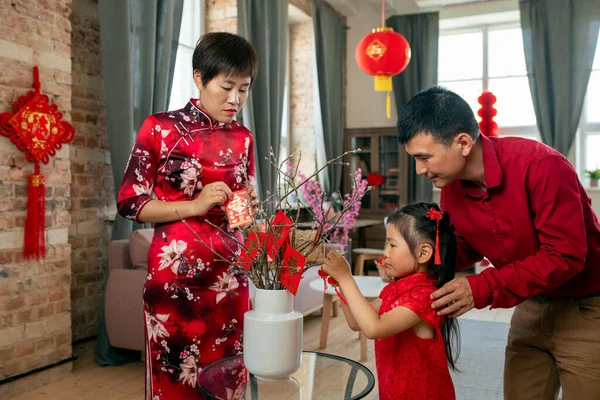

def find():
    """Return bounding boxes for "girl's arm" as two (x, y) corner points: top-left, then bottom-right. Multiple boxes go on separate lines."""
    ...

(340, 297), (382, 331)
(338, 277), (421, 339)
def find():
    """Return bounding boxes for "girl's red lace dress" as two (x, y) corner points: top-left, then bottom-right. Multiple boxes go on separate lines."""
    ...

(118, 100), (254, 399)
(375, 272), (456, 400)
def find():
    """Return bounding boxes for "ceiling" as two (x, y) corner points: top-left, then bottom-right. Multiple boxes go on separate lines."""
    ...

(326, 0), (500, 17)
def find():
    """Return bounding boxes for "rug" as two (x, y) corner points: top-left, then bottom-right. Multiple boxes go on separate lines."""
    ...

(450, 319), (509, 400)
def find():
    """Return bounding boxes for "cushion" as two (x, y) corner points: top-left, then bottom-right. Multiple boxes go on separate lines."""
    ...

(129, 229), (153, 270)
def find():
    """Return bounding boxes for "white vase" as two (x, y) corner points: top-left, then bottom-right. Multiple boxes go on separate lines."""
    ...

(243, 288), (303, 380)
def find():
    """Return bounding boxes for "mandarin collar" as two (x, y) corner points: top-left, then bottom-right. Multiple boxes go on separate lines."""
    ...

(184, 99), (239, 130)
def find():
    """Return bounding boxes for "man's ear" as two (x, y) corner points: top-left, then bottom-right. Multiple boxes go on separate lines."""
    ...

(417, 243), (433, 264)
(455, 133), (475, 157)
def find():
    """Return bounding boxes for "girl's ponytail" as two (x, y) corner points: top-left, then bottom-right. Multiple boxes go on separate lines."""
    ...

(435, 210), (460, 372)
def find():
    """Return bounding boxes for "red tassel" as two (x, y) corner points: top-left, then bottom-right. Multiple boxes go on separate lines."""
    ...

(334, 287), (348, 306)
(426, 208), (443, 266)
(434, 220), (441, 265)
(24, 165), (45, 260)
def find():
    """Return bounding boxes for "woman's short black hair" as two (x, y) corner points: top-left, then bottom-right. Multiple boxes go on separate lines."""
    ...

(397, 86), (480, 147)
(192, 32), (258, 87)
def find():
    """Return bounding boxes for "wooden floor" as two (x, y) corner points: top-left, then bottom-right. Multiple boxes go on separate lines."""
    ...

(11, 270), (512, 400)
(11, 310), (379, 400)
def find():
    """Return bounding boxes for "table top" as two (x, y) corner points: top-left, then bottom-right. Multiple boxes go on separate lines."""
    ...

(197, 351), (375, 400)
(309, 275), (389, 298)
(296, 218), (383, 230)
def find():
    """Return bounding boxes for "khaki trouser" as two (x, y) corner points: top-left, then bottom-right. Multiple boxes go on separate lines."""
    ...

(504, 294), (600, 400)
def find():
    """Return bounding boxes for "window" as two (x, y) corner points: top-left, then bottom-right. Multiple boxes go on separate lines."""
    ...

(438, 24), (538, 140)
(168, 0), (202, 111)
(439, 23), (600, 178)
(580, 34), (600, 172)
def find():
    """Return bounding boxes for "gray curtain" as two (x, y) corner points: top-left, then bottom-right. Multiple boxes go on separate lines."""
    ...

(100, 0), (183, 241)
(387, 12), (439, 203)
(238, 0), (288, 202)
(520, 0), (600, 156)
(96, 0), (183, 366)
(313, 0), (345, 196)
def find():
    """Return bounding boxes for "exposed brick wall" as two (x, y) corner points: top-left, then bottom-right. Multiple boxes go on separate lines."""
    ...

(0, 0), (74, 396)
(206, 0), (237, 33)
(289, 21), (316, 175)
(69, 0), (113, 342)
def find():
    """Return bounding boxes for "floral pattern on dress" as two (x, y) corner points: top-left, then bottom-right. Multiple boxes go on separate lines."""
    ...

(117, 100), (254, 400)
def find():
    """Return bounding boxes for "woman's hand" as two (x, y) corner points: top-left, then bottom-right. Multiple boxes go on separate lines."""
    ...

(190, 181), (233, 217)
(322, 250), (352, 284)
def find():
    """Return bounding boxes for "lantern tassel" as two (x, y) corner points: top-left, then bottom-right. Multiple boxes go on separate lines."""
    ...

(24, 162), (45, 260)
(386, 92), (391, 119)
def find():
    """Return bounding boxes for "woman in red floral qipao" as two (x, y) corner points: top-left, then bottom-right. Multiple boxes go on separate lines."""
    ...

(117, 32), (258, 400)
(322, 203), (461, 400)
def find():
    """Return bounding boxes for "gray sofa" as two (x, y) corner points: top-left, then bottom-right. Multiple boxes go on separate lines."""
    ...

(105, 229), (339, 352)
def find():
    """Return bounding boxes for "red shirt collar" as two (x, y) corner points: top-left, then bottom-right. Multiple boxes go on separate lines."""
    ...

(460, 134), (503, 197)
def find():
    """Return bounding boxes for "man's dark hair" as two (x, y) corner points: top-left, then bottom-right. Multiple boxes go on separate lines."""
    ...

(396, 86), (480, 146)
(192, 32), (258, 87)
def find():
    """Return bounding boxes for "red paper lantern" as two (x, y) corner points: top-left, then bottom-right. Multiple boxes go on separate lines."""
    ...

(477, 91), (498, 137)
(355, 28), (411, 118)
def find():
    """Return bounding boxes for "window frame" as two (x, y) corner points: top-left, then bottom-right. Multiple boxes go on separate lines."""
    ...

(578, 50), (600, 173)
(438, 22), (539, 140)
(168, 0), (202, 111)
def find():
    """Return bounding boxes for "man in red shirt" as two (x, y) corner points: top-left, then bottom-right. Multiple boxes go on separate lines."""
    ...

(396, 86), (600, 399)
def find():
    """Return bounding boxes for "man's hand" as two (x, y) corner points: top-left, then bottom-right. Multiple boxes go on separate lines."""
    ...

(430, 277), (475, 318)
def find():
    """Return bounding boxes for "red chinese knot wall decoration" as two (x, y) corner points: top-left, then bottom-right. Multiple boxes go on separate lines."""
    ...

(0, 67), (75, 259)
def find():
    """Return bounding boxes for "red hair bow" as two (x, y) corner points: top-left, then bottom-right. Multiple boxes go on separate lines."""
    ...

(426, 208), (443, 265)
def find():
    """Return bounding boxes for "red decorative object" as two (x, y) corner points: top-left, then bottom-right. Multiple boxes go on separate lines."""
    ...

(355, 0), (411, 119)
(225, 189), (253, 229)
(237, 211), (306, 295)
(425, 208), (443, 265)
(0, 67), (75, 259)
(317, 268), (347, 305)
(478, 91), (498, 137)
(366, 172), (385, 187)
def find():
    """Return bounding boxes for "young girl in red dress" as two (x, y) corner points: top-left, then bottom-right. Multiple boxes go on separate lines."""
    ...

(322, 202), (460, 400)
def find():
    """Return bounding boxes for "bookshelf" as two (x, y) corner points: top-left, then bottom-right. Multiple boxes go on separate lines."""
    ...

(344, 127), (409, 218)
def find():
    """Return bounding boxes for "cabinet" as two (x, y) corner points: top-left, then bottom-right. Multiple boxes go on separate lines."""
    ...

(344, 127), (409, 218)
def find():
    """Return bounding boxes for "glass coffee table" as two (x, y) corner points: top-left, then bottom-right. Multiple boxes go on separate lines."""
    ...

(197, 351), (375, 399)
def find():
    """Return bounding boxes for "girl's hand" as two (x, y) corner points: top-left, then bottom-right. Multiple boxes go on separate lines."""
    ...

(190, 181), (233, 217)
(322, 250), (352, 284)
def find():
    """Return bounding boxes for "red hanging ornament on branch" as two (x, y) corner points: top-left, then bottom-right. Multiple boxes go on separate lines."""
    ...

(355, 0), (411, 119)
(478, 91), (498, 137)
(0, 67), (75, 259)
